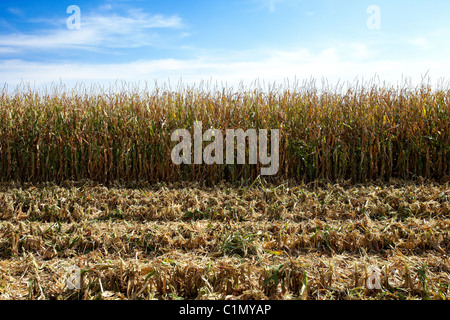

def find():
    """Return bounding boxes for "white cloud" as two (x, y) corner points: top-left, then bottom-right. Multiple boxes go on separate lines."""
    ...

(347, 44), (370, 61)
(253, 0), (283, 13)
(0, 47), (17, 54)
(99, 4), (113, 11)
(7, 7), (25, 18)
(1, 47), (447, 91)
(0, 9), (183, 51)
(408, 37), (428, 47)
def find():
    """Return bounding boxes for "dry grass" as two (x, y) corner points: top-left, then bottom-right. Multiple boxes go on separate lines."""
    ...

(0, 179), (448, 300)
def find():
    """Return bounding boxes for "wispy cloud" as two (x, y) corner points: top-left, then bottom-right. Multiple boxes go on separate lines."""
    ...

(0, 47), (17, 54)
(1, 46), (446, 90)
(254, 0), (283, 13)
(407, 37), (428, 47)
(6, 7), (25, 18)
(0, 8), (183, 51)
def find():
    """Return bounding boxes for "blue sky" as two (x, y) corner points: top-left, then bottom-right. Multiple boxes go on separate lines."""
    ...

(1, 0), (450, 90)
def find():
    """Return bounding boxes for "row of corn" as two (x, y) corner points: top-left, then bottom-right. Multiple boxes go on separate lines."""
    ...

(0, 84), (448, 183)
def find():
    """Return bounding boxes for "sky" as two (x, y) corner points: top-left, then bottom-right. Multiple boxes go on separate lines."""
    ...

(1, 0), (450, 91)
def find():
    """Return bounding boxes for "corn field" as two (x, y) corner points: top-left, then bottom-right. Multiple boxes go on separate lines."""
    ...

(0, 83), (448, 184)
(0, 82), (449, 300)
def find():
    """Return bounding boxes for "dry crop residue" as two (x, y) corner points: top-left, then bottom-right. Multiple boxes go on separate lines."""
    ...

(0, 179), (448, 300)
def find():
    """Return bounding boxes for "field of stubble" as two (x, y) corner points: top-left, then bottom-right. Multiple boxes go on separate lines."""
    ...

(0, 179), (448, 300)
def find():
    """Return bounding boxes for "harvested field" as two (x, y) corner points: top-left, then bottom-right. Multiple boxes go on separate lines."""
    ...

(0, 179), (448, 300)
